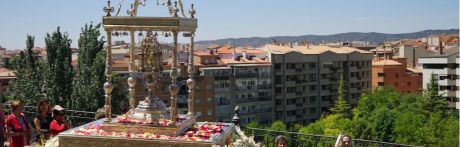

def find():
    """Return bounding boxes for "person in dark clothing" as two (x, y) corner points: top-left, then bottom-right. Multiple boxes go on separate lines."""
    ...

(33, 99), (52, 141)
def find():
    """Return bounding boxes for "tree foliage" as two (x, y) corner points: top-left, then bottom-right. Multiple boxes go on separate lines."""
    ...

(71, 23), (106, 112)
(330, 74), (351, 118)
(299, 86), (459, 146)
(110, 73), (129, 114)
(7, 35), (45, 106)
(44, 27), (74, 108)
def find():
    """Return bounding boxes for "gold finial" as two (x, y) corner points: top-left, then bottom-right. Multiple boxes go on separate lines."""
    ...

(172, 1), (179, 17)
(189, 4), (196, 18)
(103, 0), (114, 16)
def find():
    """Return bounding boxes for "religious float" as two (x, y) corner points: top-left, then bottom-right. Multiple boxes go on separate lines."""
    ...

(46, 1), (260, 146)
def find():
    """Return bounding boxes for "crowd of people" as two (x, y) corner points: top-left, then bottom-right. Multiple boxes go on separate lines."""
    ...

(0, 99), (71, 147)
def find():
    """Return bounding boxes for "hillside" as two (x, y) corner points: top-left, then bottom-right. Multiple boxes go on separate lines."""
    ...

(196, 29), (459, 48)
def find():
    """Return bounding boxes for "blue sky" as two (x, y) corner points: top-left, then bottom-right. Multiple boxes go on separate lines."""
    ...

(0, 0), (458, 49)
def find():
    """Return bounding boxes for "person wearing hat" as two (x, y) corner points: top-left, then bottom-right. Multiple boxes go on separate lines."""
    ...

(49, 105), (70, 137)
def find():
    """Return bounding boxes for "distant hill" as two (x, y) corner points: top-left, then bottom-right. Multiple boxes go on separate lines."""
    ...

(195, 29), (459, 48)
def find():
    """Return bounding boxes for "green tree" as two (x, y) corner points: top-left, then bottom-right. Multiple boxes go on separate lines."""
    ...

(7, 35), (44, 105)
(45, 27), (73, 108)
(423, 74), (448, 113)
(269, 120), (287, 131)
(110, 73), (129, 114)
(368, 107), (397, 142)
(302, 86), (458, 146)
(330, 74), (351, 118)
(71, 23), (106, 112)
(244, 121), (262, 135)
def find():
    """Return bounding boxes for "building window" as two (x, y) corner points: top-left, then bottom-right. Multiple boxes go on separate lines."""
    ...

(275, 100), (282, 105)
(195, 98), (201, 104)
(275, 63), (282, 70)
(378, 82), (384, 87)
(310, 108), (317, 114)
(275, 88), (282, 93)
(408, 82), (411, 86)
(207, 110), (213, 116)
(196, 111), (202, 117)
(395, 73), (399, 78)
(309, 96), (316, 102)
(309, 85), (316, 91)
(309, 63), (316, 69)
(423, 64), (447, 69)
(207, 97), (212, 103)
(378, 73), (385, 77)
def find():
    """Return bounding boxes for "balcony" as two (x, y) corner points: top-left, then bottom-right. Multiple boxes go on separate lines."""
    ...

(350, 66), (358, 71)
(286, 104), (297, 110)
(286, 69), (296, 75)
(286, 92), (296, 98)
(257, 85), (272, 90)
(329, 89), (338, 93)
(214, 76), (230, 81)
(295, 91), (303, 96)
(235, 96), (272, 103)
(275, 93), (284, 99)
(296, 115), (304, 120)
(295, 79), (303, 84)
(239, 108), (273, 115)
(235, 72), (258, 78)
(320, 68), (330, 73)
(286, 80), (296, 87)
(295, 68), (303, 73)
(320, 78), (329, 83)
(438, 79), (455, 86)
(286, 116), (296, 122)
(296, 103), (303, 108)
(275, 70), (284, 75)
(321, 101), (331, 106)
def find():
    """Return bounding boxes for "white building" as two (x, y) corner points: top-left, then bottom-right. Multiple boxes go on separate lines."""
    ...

(419, 49), (460, 109)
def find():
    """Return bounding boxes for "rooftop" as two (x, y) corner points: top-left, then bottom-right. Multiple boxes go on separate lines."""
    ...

(372, 60), (403, 66)
(264, 44), (371, 55)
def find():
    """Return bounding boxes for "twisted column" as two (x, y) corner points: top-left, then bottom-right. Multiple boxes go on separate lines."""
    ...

(169, 31), (179, 123)
(104, 29), (114, 123)
(128, 30), (137, 112)
(186, 32), (196, 116)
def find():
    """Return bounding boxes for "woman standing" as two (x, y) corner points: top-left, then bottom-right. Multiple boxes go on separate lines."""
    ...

(6, 100), (32, 147)
(33, 99), (52, 143)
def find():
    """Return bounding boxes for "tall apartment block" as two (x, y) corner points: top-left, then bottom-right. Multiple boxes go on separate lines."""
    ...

(419, 48), (459, 109)
(262, 44), (373, 126)
(201, 64), (273, 125)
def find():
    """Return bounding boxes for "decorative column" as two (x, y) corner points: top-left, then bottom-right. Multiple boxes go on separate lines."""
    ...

(151, 34), (162, 102)
(169, 30), (180, 123)
(103, 29), (114, 123)
(186, 32), (196, 117)
(128, 30), (137, 112)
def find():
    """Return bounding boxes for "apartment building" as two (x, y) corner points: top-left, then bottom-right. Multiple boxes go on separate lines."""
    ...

(198, 48), (274, 125)
(372, 58), (423, 93)
(419, 48), (459, 109)
(263, 44), (373, 126)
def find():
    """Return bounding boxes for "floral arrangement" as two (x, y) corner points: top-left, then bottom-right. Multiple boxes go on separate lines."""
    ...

(232, 125), (260, 147)
(117, 115), (174, 126)
(70, 122), (227, 142)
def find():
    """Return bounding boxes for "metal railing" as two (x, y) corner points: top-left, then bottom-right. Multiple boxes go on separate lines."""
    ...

(243, 127), (419, 147)
(4, 104), (96, 127)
